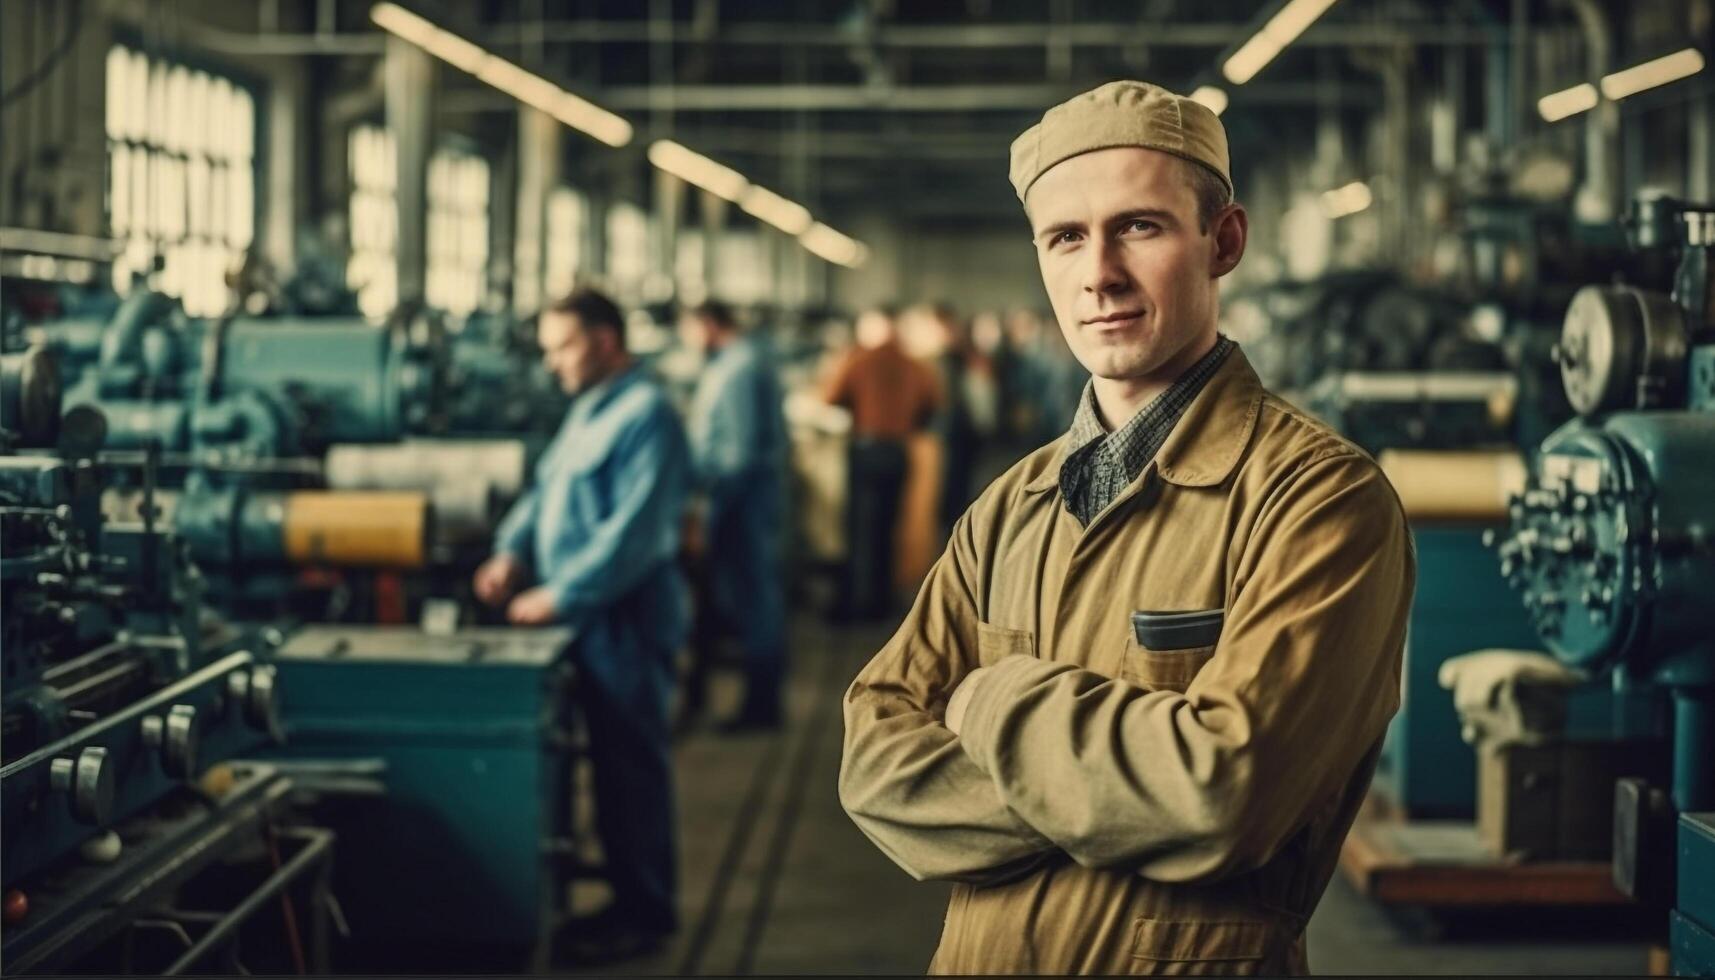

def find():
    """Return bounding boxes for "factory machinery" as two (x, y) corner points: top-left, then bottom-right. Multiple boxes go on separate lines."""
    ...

(3, 300), (594, 970)
(0, 352), (331, 974)
(1227, 263), (1594, 821)
(1495, 194), (1715, 973)
(23, 291), (566, 623)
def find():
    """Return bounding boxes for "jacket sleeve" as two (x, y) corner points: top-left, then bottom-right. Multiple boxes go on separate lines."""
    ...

(540, 406), (688, 618)
(955, 453), (1412, 882)
(839, 510), (1057, 884)
(493, 485), (541, 564)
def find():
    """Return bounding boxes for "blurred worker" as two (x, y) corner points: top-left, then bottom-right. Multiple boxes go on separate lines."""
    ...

(925, 303), (986, 533)
(678, 300), (789, 732)
(473, 288), (689, 962)
(840, 81), (1414, 974)
(1006, 307), (1087, 446)
(822, 306), (940, 621)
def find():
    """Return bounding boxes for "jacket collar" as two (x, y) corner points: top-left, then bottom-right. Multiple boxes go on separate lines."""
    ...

(571, 362), (643, 422)
(1023, 346), (1264, 493)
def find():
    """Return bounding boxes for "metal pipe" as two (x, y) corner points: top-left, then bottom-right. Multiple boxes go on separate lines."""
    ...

(486, 20), (1505, 49)
(40, 638), (135, 682)
(97, 290), (175, 390)
(53, 659), (149, 706)
(162, 828), (334, 976)
(1562, 0), (1619, 223)
(444, 81), (1381, 114)
(387, 37), (433, 308)
(1672, 687), (1715, 812)
(2, 651), (254, 775)
(1510, 0), (1527, 146)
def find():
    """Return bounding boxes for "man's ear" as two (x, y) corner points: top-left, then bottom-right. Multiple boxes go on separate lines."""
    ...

(1210, 204), (1248, 278)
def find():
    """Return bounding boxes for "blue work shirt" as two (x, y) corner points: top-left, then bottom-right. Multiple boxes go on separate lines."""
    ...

(686, 334), (788, 648)
(495, 365), (691, 700)
(687, 333), (787, 519)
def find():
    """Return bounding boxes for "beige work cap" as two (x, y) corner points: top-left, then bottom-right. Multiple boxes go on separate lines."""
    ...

(1009, 80), (1232, 203)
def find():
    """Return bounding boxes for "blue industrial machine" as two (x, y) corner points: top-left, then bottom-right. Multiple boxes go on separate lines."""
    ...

(7, 297), (586, 966)
(264, 624), (580, 969)
(1377, 516), (1549, 817)
(1496, 194), (1714, 972)
(1678, 812), (1715, 975)
(31, 293), (565, 456)
(441, 309), (568, 442)
(47, 290), (440, 457)
(18, 295), (574, 623)
(0, 362), (310, 971)
(1239, 273), (1590, 818)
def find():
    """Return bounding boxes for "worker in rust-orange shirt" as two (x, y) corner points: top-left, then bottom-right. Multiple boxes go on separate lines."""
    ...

(823, 307), (941, 620)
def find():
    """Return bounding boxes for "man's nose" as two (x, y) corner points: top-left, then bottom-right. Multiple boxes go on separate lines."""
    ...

(1081, 236), (1130, 297)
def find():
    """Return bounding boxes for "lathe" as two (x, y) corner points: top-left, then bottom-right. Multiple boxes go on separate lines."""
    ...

(1495, 192), (1715, 973)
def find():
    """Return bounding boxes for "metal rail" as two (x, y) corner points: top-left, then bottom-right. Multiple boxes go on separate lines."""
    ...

(162, 826), (335, 976)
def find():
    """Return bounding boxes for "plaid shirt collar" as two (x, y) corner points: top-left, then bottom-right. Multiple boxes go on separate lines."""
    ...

(1058, 335), (1236, 521)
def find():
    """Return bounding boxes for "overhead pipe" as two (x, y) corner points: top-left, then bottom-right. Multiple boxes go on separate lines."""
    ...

(1560, 0), (1620, 224)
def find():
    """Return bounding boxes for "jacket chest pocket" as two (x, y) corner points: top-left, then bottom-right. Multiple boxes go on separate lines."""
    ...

(975, 622), (1034, 667)
(1121, 609), (1222, 693)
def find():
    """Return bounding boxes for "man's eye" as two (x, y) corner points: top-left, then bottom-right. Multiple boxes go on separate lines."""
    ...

(1050, 231), (1082, 246)
(1123, 219), (1158, 234)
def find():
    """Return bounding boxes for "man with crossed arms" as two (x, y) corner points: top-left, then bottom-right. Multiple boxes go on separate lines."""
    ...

(839, 81), (1414, 975)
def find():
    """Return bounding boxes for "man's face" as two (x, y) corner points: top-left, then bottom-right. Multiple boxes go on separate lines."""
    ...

(1026, 147), (1243, 386)
(677, 313), (715, 355)
(538, 311), (607, 394)
(855, 310), (895, 350)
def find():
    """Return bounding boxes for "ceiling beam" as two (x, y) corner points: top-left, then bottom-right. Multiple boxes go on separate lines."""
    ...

(442, 81), (1379, 114)
(477, 21), (1502, 50)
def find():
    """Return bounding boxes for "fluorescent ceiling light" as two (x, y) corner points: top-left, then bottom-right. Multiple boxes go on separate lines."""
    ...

(1600, 48), (1705, 101)
(1320, 180), (1372, 219)
(1188, 85), (1229, 116)
(1222, 0), (1340, 85)
(800, 222), (869, 269)
(1537, 82), (1599, 122)
(740, 185), (814, 237)
(370, 2), (631, 147)
(646, 138), (864, 267)
(647, 141), (749, 201)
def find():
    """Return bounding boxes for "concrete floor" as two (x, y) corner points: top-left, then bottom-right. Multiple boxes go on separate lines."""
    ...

(565, 615), (1652, 976)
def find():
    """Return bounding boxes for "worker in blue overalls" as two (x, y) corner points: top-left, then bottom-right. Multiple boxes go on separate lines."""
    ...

(677, 300), (789, 732)
(474, 288), (689, 962)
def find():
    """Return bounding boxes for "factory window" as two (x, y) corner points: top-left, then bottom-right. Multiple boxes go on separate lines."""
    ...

(675, 229), (707, 305)
(347, 124), (398, 321)
(712, 230), (768, 305)
(426, 149), (491, 318)
(543, 186), (585, 302)
(104, 45), (256, 317)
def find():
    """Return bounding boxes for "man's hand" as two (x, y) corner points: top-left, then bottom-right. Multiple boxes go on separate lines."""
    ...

(506, 586), (559, 625)
(473, 554), (525, 607)
(944, 666), (992, 736)
(681, 511), (705, 562)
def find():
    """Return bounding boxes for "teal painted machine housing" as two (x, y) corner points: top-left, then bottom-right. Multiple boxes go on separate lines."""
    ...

(56, 302), (441, 458)
(210, 319), (437, 444)
(1674, 813), (1715, 977)
(1377, 523), (1566, 817)
(0, 653), (278, 888)
(1516, 413), (1715, 680)
(264, 626), (576, 952)
(1503, 410), (1715, 814)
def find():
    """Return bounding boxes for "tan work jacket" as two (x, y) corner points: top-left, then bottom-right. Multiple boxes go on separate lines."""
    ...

(839, 349), (1413, 975)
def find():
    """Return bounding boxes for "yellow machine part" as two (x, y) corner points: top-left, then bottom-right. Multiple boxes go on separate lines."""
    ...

(1378, 449), (1528, 522)
(282, 491), (429, 568)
